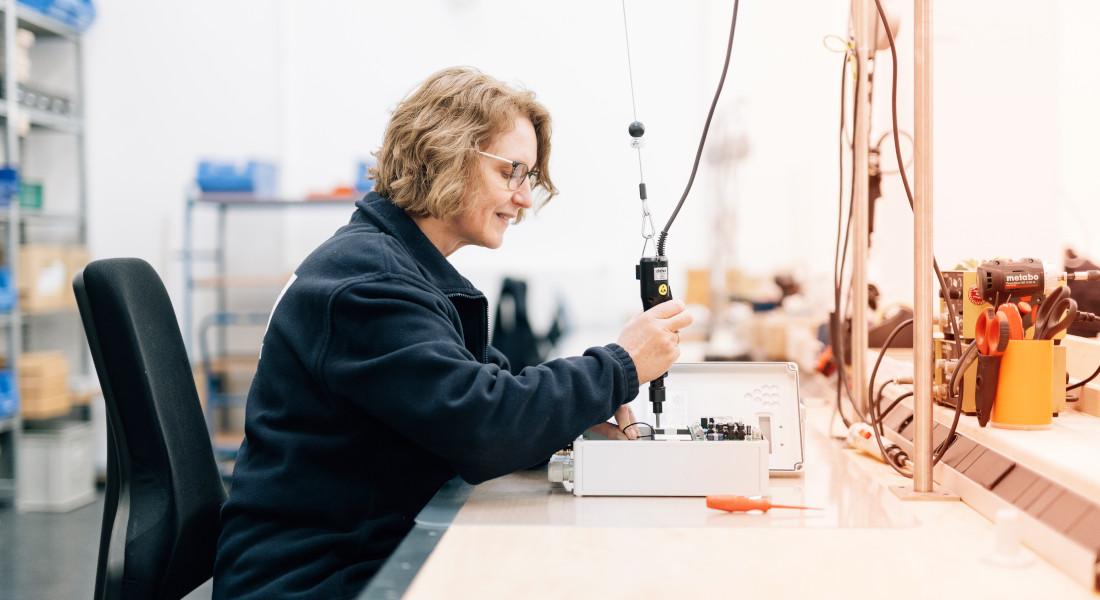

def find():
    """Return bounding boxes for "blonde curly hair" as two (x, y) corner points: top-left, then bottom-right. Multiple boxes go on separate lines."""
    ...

(370, 67), (558, 223)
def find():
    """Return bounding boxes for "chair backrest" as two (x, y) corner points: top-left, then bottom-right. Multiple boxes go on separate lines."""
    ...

(73, 258), (227, 600)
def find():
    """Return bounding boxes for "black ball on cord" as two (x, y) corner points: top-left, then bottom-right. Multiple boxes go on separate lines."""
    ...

(628, 121), (645, 138)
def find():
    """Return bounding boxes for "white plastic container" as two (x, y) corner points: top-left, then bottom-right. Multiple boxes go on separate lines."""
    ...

(17, 421), (95, 512)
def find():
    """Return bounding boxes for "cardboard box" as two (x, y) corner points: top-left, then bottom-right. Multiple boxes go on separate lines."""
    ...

(17, 245), (79, 313)
(15, 244), (90, 313)
(19, 391), (69, 420)
(19, 352), (71, 420)
(20, 351), (69, 377)
(17, 244), (67, 313)
(64, 245), (91, 284)
(685, 268), (777, 311)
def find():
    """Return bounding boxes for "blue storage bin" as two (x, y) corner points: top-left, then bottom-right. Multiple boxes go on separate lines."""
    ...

(356, 160), (376, 193)
(196, 160), (278, 196)
(0, 370), (18, 419)
(0, 167), (18, 207)
(0, 267), (15, 312)
(18, 0), (96, 33)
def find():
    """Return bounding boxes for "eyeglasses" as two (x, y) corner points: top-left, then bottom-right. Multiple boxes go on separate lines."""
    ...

(477, 151), (539, 191)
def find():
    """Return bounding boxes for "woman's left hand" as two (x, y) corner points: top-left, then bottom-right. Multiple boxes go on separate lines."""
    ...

(586, 404), (639, 440)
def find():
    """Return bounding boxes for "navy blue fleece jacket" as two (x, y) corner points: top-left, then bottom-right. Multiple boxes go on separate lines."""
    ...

(212, 192), (639, 599)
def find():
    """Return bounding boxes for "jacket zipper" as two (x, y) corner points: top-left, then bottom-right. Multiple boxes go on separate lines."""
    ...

(446, 292), (490, 364)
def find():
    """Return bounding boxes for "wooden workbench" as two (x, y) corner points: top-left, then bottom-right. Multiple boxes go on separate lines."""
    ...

(360, 398), (1099, 599)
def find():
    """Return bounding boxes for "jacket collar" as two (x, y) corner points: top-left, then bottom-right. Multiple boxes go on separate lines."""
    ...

(355, 192), (483, 297)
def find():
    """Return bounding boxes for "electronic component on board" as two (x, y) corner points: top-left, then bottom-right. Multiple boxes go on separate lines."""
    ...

(697, 416), (763, 442)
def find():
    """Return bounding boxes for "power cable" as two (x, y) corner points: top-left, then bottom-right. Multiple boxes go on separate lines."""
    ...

(656, 0), (741, 256)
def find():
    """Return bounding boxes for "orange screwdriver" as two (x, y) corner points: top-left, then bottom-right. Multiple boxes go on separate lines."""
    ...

(706, 495), (823, 513)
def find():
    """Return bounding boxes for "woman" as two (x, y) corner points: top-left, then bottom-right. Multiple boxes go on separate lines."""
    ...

(213, 66), (691, 599)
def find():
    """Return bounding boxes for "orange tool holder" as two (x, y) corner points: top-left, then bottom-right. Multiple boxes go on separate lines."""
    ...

(991, 339), (1055, 429)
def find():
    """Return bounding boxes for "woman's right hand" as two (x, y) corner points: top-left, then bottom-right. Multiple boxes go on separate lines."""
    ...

(615, 299), (693, 384)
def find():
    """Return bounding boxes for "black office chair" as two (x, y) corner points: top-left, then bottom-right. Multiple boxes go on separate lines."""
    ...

(74, 258), (227, 600)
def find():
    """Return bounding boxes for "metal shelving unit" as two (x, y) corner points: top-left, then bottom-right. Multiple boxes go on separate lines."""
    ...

(0, 0), (87, 505)
(182, 191), (354, 464)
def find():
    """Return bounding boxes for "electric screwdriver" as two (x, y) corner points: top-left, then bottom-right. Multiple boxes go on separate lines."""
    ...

(977, 257), (1100, 303)
(637, 256), (673, 427)
(619, 0), (739, 431)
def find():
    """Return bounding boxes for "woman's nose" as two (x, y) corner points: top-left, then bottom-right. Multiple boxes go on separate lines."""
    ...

(513, 181), (534, 208)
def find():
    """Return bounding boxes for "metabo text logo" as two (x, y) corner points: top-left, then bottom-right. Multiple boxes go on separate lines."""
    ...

(1004, 273), (1039, 287)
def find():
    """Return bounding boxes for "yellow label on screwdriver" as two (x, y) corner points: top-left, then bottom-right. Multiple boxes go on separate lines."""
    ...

(658, 284), (668, 296)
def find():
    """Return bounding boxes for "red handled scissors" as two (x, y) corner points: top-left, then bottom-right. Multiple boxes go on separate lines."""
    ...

(976, 303), (1024, 356)
(1032, 285), (1077, 341)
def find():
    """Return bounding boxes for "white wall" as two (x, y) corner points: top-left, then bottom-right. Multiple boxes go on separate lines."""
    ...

(1057, 2), (1100, 260)
(79, 0), (1100, 350)
(865, 1), (1063, 306)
